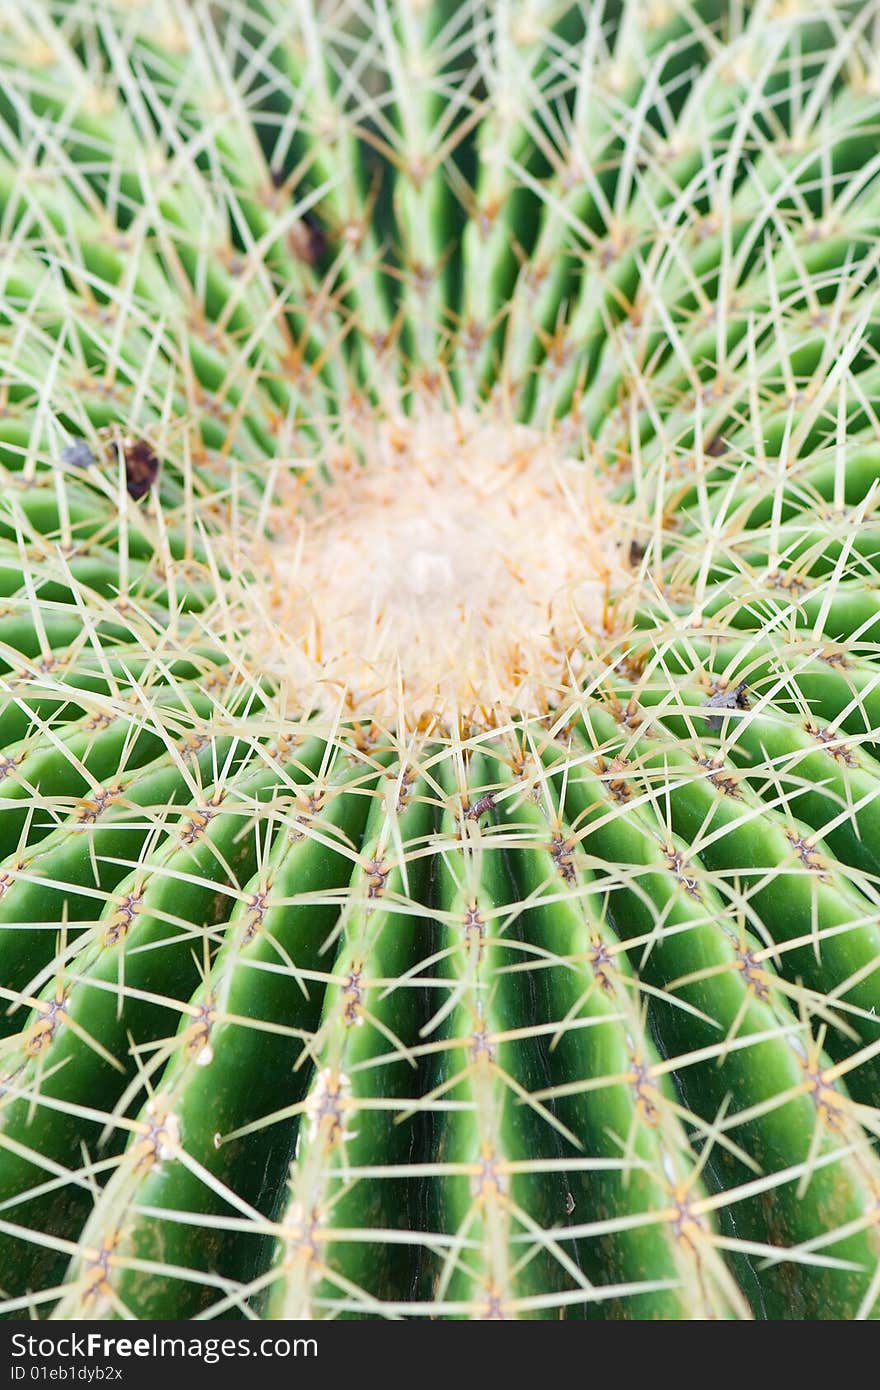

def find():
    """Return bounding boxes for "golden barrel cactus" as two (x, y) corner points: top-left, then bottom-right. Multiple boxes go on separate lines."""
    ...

(0, 0), (880, 1320)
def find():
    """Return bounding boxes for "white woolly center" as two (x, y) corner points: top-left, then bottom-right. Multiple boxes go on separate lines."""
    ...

(246, 410), (628, 728)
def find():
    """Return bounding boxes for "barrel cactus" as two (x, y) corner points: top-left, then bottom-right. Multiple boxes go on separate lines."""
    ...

(2, 0), (880, 1321)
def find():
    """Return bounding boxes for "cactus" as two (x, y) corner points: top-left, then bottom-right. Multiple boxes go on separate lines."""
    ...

(1, 0), (880, 1321)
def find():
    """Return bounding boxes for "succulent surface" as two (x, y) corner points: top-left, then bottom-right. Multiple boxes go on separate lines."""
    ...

(2, 0), (880, 1320)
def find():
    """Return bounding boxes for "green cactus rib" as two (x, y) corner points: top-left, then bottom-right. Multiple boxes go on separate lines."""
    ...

(2, 0), (880, 1321)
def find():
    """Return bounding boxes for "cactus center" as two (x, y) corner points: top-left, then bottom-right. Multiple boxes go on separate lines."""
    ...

(247, 410), (630, 729)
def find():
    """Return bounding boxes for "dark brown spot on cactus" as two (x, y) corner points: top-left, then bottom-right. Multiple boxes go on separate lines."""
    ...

(466, 792), (496, 821)
(118, 437), (160, 500)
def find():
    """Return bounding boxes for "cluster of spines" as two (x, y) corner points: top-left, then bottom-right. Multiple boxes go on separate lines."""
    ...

(2, 677), (880, 1317)
(0, 0), (879, 1319)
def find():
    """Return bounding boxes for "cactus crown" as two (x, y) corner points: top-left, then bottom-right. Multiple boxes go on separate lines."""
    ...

(1, 0), (880, 1321)
(248, 408), (629, 727)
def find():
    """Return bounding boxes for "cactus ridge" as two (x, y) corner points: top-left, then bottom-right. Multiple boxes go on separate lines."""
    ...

(1, 0), (880, 1319)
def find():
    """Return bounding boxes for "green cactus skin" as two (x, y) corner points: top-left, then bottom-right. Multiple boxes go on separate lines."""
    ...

(2, 0), (880, 1321)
